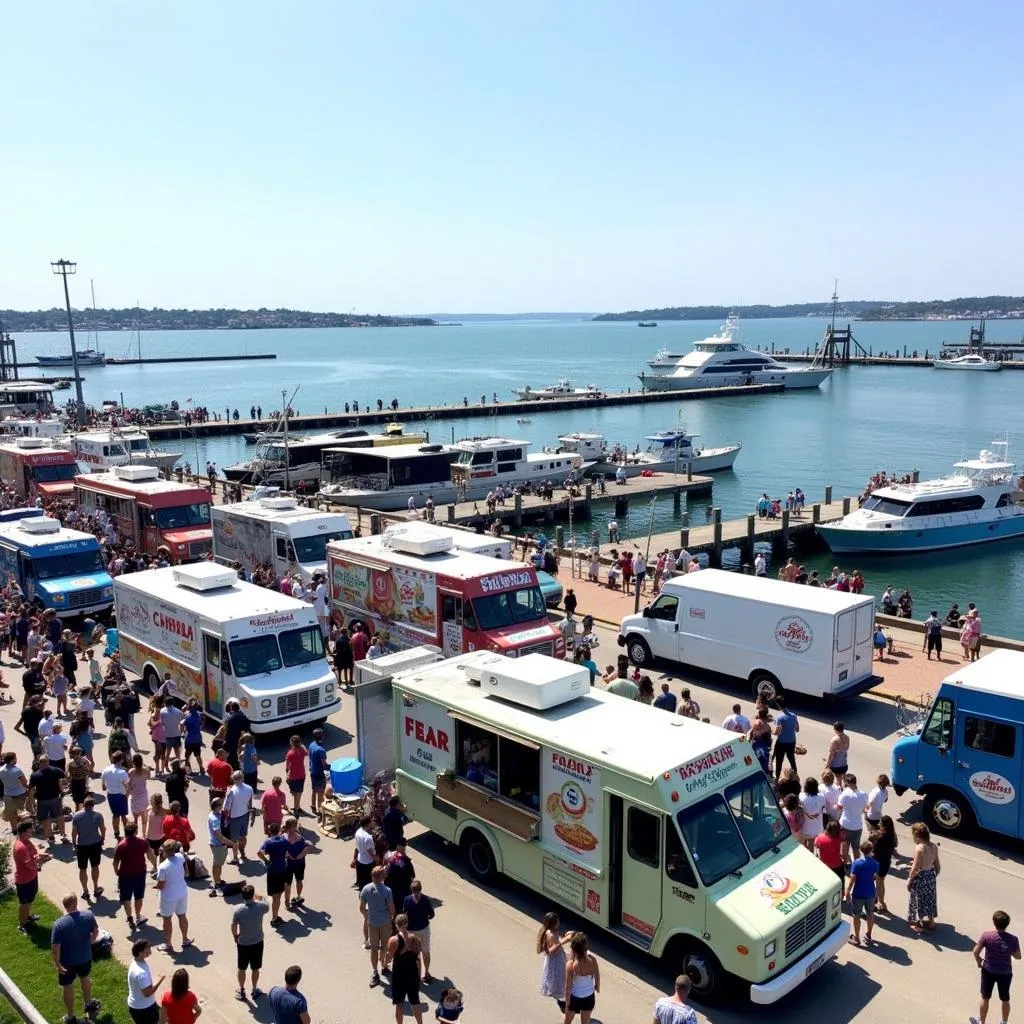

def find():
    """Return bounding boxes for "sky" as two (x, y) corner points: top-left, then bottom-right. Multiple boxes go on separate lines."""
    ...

(2, 2), (1022, 314)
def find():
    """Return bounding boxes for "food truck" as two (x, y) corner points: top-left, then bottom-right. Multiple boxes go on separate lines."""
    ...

(387, 650), (848, 1003)
(74, 465), (213, 561)
(0, 438), (78, 501)
(327, 524), (563, 659)
(892, 648), (1024, 839)
(114, 562), (339, 731)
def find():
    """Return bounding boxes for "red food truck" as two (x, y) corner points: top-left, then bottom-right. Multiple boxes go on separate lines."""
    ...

(0, 438), (77, 501)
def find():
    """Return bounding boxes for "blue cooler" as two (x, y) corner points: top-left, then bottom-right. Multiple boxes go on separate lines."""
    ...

(330, 757), (362, 794)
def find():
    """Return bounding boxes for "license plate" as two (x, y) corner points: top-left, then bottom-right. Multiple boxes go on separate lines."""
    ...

(805, 954), (827, 977)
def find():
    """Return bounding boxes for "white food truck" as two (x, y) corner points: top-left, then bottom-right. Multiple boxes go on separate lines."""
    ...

(211, 497), (353, 583)
(114, 562), (340, 731)
(619, 569), (876, 701)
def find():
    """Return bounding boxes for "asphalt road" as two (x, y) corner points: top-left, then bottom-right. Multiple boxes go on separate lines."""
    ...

(7, 623), (1023, 1024)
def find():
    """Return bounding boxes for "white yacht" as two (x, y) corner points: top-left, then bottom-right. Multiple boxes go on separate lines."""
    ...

(64, 428), (182, 473)
(645, 315), (740, 371)
(450, 437), (584, 498)
(556, 429), (741, 477)
(511, 381), (605, 401)
(318, 442), (460, 509)
(933, 353), (1002, 372)
(36, 349), (106, 367)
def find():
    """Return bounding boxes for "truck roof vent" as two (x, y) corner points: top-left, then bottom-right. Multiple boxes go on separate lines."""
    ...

(260, 497), (298, 510)
(172, 562), (238, 592)
(114, 464), (160, 482)
(476, 653), (589, 710)
(383, 522), (454, 557)
(15, 437), (48, 449)
(18, 517), (60, 534)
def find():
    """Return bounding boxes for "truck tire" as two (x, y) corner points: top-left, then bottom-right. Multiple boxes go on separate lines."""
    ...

(143, 667), (161, 697)
(749, 671), (783, 703)
(625, 636), (652, 668)
(665, 938), (730, 1006)
(923, 788), (975, 837)
(460, 829), (498, 885)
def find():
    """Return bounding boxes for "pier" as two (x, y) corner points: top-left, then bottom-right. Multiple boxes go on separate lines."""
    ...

(12, 353), (276, 373)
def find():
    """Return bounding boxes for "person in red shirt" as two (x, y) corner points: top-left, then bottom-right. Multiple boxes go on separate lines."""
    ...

(260, 776), (289, 836)
(350, 627), (370, 662)
(160, 967), (201, 1024)
(113, 821), (152, 930)
(162, 803), (196, 852)
(284, 737), (307, 816)
(13, 819), (50, 931)
(207, 747), (233, 807)
(814, 819), (845, 883)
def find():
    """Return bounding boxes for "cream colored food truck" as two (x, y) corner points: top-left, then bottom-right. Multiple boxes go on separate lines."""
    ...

(389, 651), (849, 1003)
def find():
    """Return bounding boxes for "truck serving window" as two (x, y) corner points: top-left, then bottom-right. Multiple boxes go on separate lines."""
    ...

(964, 716), (1016, 759)
(278, 626), (325, 667)
(293, 531), (353, 563)
(155, 504), (211, 529)
(726, 773), (789, 858)
(454, 720), (539, 810)
(32, 465), (76, 482)
(921, 697), (954, 748)
(471, 587), (546, 630)
(31, 549), (104, 580)
(229, 636), (282, 677)
(677, 795), (748, 886)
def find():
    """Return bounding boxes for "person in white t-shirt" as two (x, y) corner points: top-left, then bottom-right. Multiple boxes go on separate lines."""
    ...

(224, 772), (255, 860)
(312, 574), (330, 639)
(865, 774), (890, 827)
(798, 777), (826, 849)
(42, 724), (69, 767)
(721, 704), (750, 734)
(754, 552), (767, 577)
(155, 841), (192, 952)
(836, 774), (869, 864)
(126, 938), (165, 1023)
(101, 753), (131, 838)
(819, 769), (841, 825)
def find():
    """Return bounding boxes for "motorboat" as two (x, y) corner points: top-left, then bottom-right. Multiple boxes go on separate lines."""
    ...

(63, 428), (183, 473)
(449, 436), (585, 498)
(933, 354), (1002, 371)
(511, 381), (605, 401)
(515, 417), (531, 424)
(36, 349), (106, 367)
(0, 416), (66, 440)
(817, 441), (1024, 553)
(0, 381), (58, 416)
(318, 442), (461, 509)
(556, 429), (741, 477)
(646, 315), (739, 371)
(638, 321), (657, 328)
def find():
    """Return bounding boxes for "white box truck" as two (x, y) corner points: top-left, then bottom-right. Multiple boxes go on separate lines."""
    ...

(618, 569), (876, 701)
(114, 561), (340, 732)
(212, 497), (353, 583)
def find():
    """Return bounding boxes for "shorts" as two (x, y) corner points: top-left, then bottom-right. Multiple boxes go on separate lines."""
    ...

(267, 870), (288, 896)
(209, 789), (226, 807)
(108, 793), (129, 817)
(57, 960), (92, 988)
(148, 839), (164, 854)
(228, 816), (249, 840)
(832, 865), (846, 884)
(184, 741), (202, 756)
(70, 779), (88, 806)
(568, 993), (596, 1013)
(48, 758), (67, 773)
(367, 923), (391, 951)
(159, 895), (188, 918)
(850, 896), (874, 917)
(76, 843), (103, 869)
(876, 858), (892, 878)
(129, 1005), (160, 1024)
(165, 737), (182, 752)
(237, 941), (264, 972)
(310, 773), (326, 793)
(410, 925), (430, 953)
(211, 844), (229, 867)
(926, 634), (942, 652)
(16, 878), (38, 905)
(3, 793), (27, 820)
(391, 977), (420, 1007)
(287, 778), (305, 795)
(243, 772), (258, 791)
(152, 742), (167, 760)
(828, 762), (847, 776)
(981, 968), (1012, 1002)
(842, 827), (862, 853)
(287, 861), (305, 884)
(37, 797), (63, 822)
(355, 860), (374, 889)
(118, 871), (147, 903)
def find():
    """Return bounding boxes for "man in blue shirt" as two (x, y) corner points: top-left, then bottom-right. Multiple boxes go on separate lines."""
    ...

(182, 700), (205, 775)
(653, 683), (677, 712)
(51, 892), (99, 1023)
(772, 697), (799, 780)
(257, 823), (291, 926)
(307, 729), (328, 819)
(844, 840), (879, 946)
(268, 965), (310, 1024)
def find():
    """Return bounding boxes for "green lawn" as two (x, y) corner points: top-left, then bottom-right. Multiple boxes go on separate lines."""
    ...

(0, 892), (130, 1024)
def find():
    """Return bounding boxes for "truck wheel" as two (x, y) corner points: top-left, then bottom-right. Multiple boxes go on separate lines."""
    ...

(143, 668), (161, 697)
(460, 829), (498, 885)
(750, 671), (783, 703)
(626, 636), (652, 668)
(923, 789), (975, 837)
(666, 939), (729, 1006)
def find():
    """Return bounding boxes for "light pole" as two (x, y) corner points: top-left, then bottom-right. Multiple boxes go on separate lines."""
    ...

(51, 259), (86, 426)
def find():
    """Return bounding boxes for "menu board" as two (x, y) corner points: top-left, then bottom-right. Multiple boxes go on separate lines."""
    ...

(541, 747), (603, 868)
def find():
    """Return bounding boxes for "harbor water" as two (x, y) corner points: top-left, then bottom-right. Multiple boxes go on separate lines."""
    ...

(13, 316), (1024, 637)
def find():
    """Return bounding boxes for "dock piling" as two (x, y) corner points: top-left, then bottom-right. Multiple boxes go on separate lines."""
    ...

(711, 508), (723, 567)
(824, 485), (833, 503)
(514, 493), (523, 528)
(673, 487), (681, 513)
(812, 503), (821, 524)
(781, 509), (790, 548)
(680, 528), (689, 549)
(584, 483), (592, 516)
(370, 513), (381, 536)
(842, 497), (851, 514)
(686, 463), (693, 481)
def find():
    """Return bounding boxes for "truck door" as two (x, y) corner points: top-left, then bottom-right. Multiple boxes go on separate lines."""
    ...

(202, 631), (227, 719)
(609, 795), (663, 948)
(854, 603), (874, 679)
(272, 531), (294, 576)
(833, 610), (855, 689)
(955, 710), (1020, 836)
(645, 593), (681, 661)
(440, 591), (464, 656)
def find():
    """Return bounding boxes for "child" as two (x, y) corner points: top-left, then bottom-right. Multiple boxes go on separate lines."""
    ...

(239, 732), (259, 792)
(845, 840), (879, 947)
(77, 687), (97, 731)
(819, 769), (840, 826)
(782, 793), (805, 837)
(435, 988), (464, 1022)
(145, 793), (166, 872)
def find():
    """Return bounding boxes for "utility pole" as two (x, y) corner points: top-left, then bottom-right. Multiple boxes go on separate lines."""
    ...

(51, 259), (86, 426)
(282, 388), (290, 491)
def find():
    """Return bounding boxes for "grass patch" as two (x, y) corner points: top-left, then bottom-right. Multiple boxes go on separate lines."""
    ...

(0, 892), (130, 1024)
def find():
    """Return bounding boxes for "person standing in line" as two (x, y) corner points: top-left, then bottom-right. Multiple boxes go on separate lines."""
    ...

(385, 914), (424, 1024)
(206, 745), (233, 806)
(231, 884), (269, 1002)
(127, 939), (165, 1024)
(13, 818), (49, 932)
(30, 754), (69, 846)
(772, 698), (799, 779)
(384, 838), (416, 910)
(814, 820), (846, 884)
(129, 753), (153, 830)
(102, 750), (131, 840)
(284, 735), (307, 816)
(538, 912), (571, 1013)
(71, 795), (107, 901)
(971, 910), (1021, 1024)
(382, 795), (406, 851)
(824, 722), (850, 786)
(1, 751), (30, 827)
(164, 761), (191, 820)
(403, 879), (436, 984)
(260, 776), (288, 836)
(159, 968), (201, 1024)
(50, 892), (100, 1024)
(268, 965), (310, 1024)
(836, 774), (869, 864)
(181, 700), (204, 776)
(748, 709), (773, 774)
(206, 797), (235, 897)
(312, 572), (330, 640)
(924, 610), (944, 660)
(216, 700), (251, 771)
(798, 777), (825, 851)
(870, 815), (898, 914)
(224, 771), (255, 862)
(239, 733), (259, 792)
(361, 864), (396, 987)
(563, 932), (600, 1024)
(282, 817), (309, 910)
(307, 728), (328, 818)
(114, 822), (151, 931)
(651, 974), (699, 1024)
(155, 840), (193, 953)
(333, 628), (354, 689)
(907, 822), (941, 932)
(845, 840), (879, 947)
(257, 821), (291, 926)
(146, 794), (168, 873)
(819, 769), (841, 826)
(721, 703), (750, 733)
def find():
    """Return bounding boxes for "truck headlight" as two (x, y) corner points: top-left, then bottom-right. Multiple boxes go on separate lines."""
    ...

(325, 683), (334, 694)
(260, 699), (272, 709)
(102, 587), (113, 598)
(831, 891), (841, 910)
(53, 593), (66, 604)
(764, 940), (776, 958)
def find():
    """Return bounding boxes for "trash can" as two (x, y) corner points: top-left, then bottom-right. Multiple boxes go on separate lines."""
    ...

(330, 757), (362, 795)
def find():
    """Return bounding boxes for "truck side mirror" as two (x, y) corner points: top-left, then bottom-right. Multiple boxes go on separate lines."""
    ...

(642, 607), (650, 618)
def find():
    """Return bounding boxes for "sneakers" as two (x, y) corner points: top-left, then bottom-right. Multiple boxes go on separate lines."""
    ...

(157, 943), (173, 953)
(182, 938), (194, 948)
(369, 972), (381, 988)
(126, 917), (136, 931)
(82, 890), (90, 900)
(251, 989), (264, 1001)
(363, 940), (371, 950)
(93, 887), (103, 898)
(26, 914), (39, 924)
(208, 889), (219, 898)
(270, 916), (284, 927)
(235, 989), (247, 1002)
(423, 974), (436, 984)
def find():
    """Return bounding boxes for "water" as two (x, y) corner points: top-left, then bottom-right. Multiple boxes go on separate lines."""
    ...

(14, 316), (1024, 637)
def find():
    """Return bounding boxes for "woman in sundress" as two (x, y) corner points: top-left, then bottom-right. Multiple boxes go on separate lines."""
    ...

(537, 912), (571, 1013)
(128, 753), (151, 829)
(906, 822), (940, 930)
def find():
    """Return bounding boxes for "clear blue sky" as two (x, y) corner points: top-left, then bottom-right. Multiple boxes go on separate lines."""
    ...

(3, 2), (1022, 314)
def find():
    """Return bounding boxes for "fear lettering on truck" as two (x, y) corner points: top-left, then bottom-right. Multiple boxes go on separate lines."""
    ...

(401, 710), (454, 778)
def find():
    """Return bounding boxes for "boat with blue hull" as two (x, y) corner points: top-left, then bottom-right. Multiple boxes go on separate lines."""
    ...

(818, 443), (1024, 554)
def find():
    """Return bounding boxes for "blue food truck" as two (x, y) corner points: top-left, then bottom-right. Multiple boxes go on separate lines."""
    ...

(892, 649), (1024, 839)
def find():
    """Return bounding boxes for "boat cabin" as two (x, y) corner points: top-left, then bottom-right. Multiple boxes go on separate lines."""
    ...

(321, 443), (457, 491)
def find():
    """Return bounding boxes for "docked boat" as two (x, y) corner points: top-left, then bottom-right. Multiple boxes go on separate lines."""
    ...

(0, 416), (66, 440)
(0, 381), (58, 416)
(817, 442), (1024, 554)
(36, 349), (106, 367)
(646, 315), (739, 371)
(318, 443), (461, 509)
(449, 436), (584, 497)
(933, 354), (1002, 372)
(556, 429), (741, 477)
(63, 428), (183, 473)
(511, 381), (605, 401)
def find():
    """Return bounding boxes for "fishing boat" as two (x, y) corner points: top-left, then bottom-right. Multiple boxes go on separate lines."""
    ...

(36, 348), (106, 367)
(63, 428), (183, 472)
(817, 441), (1024, 553)
(511, 381), (605, 401)
(933, 354), (1002, 372)
(556, 429), (741, 477)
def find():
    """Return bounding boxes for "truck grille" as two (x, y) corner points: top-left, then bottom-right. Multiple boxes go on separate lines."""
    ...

(784, 901), (827, 958)
(277, 687), (320, 717)
(518, 639), (554, 658)
(189, 539), (212, 558)
(68, 588), (104, 609)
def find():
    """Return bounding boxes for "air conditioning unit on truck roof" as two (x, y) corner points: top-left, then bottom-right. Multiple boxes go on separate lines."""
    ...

(18, 517), (60, 534)
(15, 437), (48, 449)
(260, 497), (298, 510)
(383, 522), (455, 557)
(464, 652), (589, 710)
(172, 562), (238, 592)
(114, 464), (160, 482)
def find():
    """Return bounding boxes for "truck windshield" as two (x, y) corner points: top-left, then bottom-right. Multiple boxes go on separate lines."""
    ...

(725, 773), (790, 858)
(229, 636), (282, 677)
(293, 531), (353, 563)
(472, 586), (547, 630)
(31, 548), (104, 580)
(155, 504), (211, 529)
(278, 625), (325, 666)
(32, 465), (76, 483)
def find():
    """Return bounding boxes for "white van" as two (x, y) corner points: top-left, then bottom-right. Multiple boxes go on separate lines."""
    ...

(619, 569), (875, 701)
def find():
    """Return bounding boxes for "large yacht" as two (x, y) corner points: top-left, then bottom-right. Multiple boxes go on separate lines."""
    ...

(817, 443), (1024, 553)
(318, 442), (460, 509)
(645, 315), (740, 371)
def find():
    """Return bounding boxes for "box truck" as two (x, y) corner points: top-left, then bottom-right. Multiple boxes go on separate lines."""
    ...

(114, 562), (339, 732)
(618, 569), (876, 701)
(212, 497), (353, 583)
(386, 650), (848, 1003)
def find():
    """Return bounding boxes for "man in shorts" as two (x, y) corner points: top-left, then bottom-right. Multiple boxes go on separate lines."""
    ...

(50, 892), (100, 1024)
(13, 818), (50, 932)
(360, 865), (395, 988)
(307, 729), (328, 818)
(71, 796), (106, 900)
(403, 879), (436, 984)
(30, 755), (68, 846)
(207, 797), (236, 896)
(113, 822), (150, 931)
(224, 771), (255, 862)
(845, 840), (879, 947)
(155, 840), (193, 953)
(207, 745), (233, 806)
(159, 697), (184, 760)
(0, 751), (29, 826)
(971, 909), (1021, 1024)
(231, 884), (269, 1002)
(101, 751), (130, 839)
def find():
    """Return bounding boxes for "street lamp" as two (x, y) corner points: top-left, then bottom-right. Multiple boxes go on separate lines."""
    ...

(51, 259), (86, 426)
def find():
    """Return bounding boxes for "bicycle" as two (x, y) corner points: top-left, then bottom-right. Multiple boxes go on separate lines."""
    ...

(895, 692), (932, 736)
